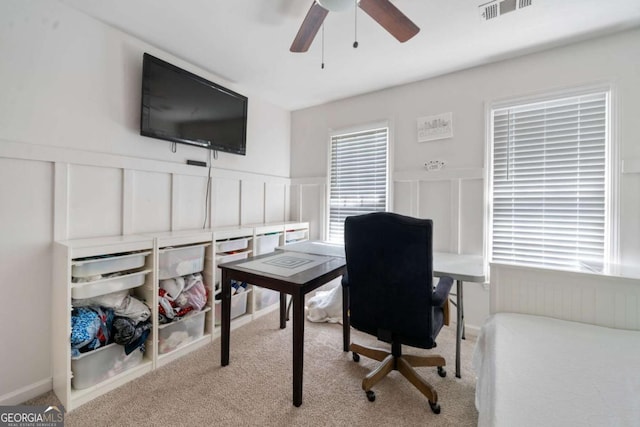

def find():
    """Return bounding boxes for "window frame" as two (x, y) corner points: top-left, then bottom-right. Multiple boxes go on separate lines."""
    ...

(325, 121), (392, 243)
(484, 83), (619, 271)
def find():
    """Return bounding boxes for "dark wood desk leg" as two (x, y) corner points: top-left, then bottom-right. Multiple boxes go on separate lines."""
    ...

(280, 292), (287, 329)
(292, 290), (304, 407)
(221, 270), (231, 367)
(455, 279), (462, 378)
(342, 285), (350, 352)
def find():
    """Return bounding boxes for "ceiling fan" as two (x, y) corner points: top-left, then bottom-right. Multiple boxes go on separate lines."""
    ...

(290, 0), (420, 53)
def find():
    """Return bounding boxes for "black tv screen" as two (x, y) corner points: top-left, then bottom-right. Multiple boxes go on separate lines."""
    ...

(140, 53), (247, 155)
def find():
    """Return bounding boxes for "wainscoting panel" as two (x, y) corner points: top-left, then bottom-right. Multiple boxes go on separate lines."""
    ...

(213, 177), (241, 227)
(240, 179), (265, 225)
(264, 182), (286, 223)
(173, 174), (209, 230)
(459, 178), (484, 254)
(418, 180), (452, 252)
(394, 181), (416, 217)
(300, 183), (325, 240)
(130, 170), (172, 233)
(490, 263), (640, 331)
(68, 164), (123, 239)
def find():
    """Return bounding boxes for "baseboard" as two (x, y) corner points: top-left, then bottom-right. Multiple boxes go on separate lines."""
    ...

(0, 378), (52, 406)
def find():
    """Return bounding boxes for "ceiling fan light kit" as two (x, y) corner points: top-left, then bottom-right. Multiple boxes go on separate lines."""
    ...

(290, 0), (420, 53)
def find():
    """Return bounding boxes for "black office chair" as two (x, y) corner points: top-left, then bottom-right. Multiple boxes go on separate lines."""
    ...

(342, 212), (453, 414)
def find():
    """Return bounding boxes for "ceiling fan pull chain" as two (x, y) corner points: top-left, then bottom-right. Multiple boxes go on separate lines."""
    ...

(321, 23), (325, 69)
(353, 0), (359, 48)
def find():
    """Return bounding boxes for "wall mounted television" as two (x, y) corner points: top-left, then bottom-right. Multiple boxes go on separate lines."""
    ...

(140, 53), (248, 155)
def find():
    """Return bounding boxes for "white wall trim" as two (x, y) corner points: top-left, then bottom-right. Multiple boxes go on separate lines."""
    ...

(0, 139), (290, 184)
(622, 158), (640, 174)
(0, 378), (52, 406)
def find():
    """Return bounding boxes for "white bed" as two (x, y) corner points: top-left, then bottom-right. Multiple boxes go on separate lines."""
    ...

(473, 312), (640, 427)
(474, 263), (640, 427)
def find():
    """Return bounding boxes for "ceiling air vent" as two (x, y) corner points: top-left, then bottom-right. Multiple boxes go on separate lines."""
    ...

(479, 0), (532, 21)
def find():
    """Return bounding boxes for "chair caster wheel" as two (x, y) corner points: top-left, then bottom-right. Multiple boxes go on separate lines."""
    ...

(429, 401), (441, 414)
(437, 366), (446, 377)
(352, 352), (360, 362)
(366, 390), (376, 402)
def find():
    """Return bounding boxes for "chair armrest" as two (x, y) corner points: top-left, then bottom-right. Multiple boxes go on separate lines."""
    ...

(431, 276), (453, 307)
(341, 271), (349, 287)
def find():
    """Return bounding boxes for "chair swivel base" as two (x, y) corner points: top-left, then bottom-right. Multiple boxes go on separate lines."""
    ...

(350, 342), (446, 414)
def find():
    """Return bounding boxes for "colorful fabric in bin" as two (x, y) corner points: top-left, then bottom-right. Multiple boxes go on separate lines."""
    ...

(157, 273), (208, 324)
(113, 317), (152, 355)
(71, 307), (115, 357)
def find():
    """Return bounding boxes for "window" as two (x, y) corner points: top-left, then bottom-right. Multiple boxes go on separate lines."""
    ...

(489, 90), (611, 270)
(328, 126), (389, 243)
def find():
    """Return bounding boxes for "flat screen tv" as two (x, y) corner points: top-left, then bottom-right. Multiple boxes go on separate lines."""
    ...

(140, 53), (247, 155)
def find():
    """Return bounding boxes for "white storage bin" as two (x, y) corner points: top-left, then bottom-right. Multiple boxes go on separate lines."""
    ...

(158, 245), (206, 280)
(72, 251), (150, 278)
(285, 230), (307, 242)
(254, 287), (280, 311)
(71, 270), (150, 299)
(216, 238), (249, 253)
(71, 343), (144, 390)
(216, 251), (250, 265)
(215, 288), (251, 325)
(158, 308), (209, 354)
(254, 234), (281, 255)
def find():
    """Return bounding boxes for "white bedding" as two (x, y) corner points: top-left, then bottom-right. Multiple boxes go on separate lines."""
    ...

(473, 313), (640, 427)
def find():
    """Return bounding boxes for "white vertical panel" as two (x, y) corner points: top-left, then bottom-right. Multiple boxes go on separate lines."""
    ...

(240, 180), (265, 225)
(174, 174), (209, 230)
(264, 182), (285, 223)
(418, 180), (451, 252)
(53, 162), (69, 241)
(300, 183), (324, 240)
(68, 165), (122, 239)
(289, 184), (301, 221)
(131, 170), (171, 233)
(393, 181), (415, 216)
(122, 169), (134, 235)
(459, 178), (484, 254)
(0, 158), (53, 394)
(213, 177), (240, 227)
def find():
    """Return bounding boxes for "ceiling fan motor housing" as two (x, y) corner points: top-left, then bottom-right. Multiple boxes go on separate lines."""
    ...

(317, 0), (352, 12)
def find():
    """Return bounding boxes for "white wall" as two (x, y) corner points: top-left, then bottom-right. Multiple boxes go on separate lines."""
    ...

(0, 1), (291, 402)
(290, 28), (640, 333)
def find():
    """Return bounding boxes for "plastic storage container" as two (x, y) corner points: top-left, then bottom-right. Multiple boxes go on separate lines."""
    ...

(285, 230), (307, 243)
(158, 245), (206, 280)
(216, 238), (249, 253)
(158, 308), (209, 354)
(71, 270), (150, 299)
(254, 287), (280, 311)
(71, 343), (144, 390)
(215, 289), (251, 325)
(254, 234), (281, 255)
(72, 251), (150, 278)
(216, 251), (250, 265)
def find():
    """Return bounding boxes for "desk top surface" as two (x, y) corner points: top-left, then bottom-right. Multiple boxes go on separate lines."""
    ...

(278, 241), (486, 283)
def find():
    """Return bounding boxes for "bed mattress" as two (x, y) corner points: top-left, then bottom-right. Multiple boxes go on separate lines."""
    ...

(473, 313), (640, 427)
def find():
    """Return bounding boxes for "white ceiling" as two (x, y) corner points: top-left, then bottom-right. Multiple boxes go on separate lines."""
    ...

(61, 0), (640, 111)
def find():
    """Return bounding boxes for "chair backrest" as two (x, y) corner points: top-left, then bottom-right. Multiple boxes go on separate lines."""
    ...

(344, 212), (437, 349)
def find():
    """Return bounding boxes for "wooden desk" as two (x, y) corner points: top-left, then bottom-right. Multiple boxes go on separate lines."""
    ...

(219, 250), (346, 407)
(280, 241), (485, 378)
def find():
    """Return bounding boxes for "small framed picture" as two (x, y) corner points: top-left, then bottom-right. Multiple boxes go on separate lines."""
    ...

(417, 112), (453, 142)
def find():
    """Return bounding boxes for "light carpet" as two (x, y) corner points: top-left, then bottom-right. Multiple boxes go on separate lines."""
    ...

(26, 309), (478, 426)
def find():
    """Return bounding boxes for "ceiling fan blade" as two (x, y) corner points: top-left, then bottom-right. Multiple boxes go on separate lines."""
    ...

(358, 0), (420, 43)
(290, 2), (329, 52)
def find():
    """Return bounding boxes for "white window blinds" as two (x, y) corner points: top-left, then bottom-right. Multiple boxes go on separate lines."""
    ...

(490, 91), (608, 270)
(328, 126), (389, 243)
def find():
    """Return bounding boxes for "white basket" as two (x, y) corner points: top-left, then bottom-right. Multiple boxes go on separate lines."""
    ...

(158, 245), (206, 280)
(216, 238), (249, 253)
(72, 252), (149, 278)
(254, 234), (281, 255)
(71, 270), (150, 299)
(285, 230), (307, 242)
(215, 289), (251, 325)
(71, 343), (143, 390)
(254, 287), (280, 311)
(158, 308), (209, 354)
